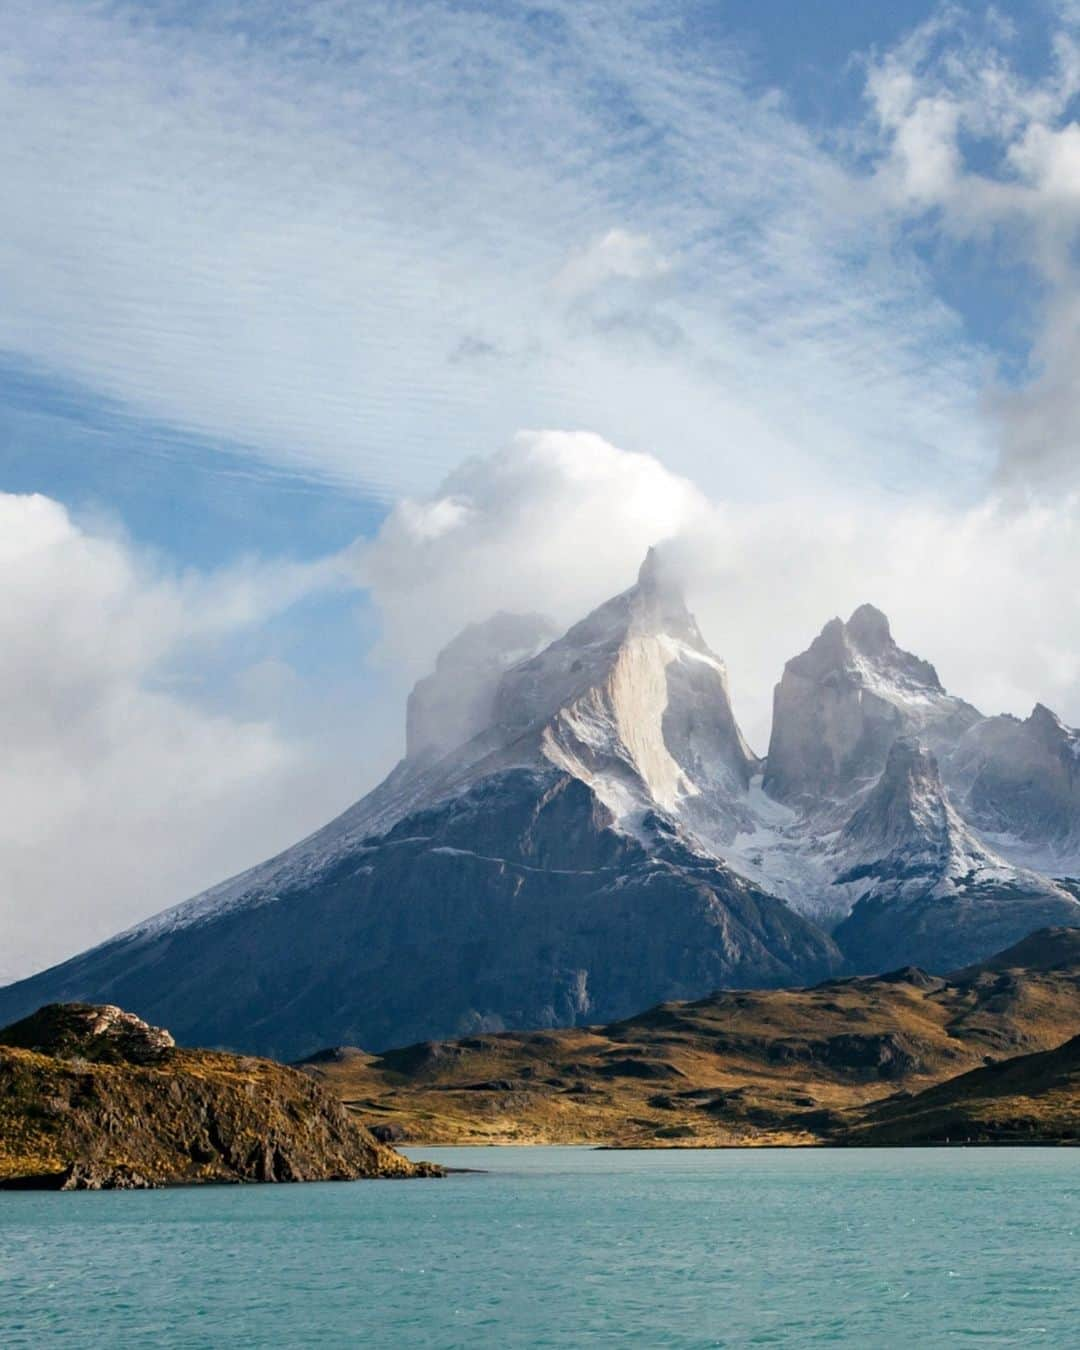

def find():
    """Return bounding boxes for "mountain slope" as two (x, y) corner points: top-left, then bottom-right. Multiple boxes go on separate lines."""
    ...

(832, 739), (1078, 971)
(3, 556), (1080, 1053)
(844, 1033), (1080, 1146)
(0, 769), (839, 1059)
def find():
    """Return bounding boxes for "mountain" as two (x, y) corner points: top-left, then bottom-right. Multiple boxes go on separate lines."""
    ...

(763, 603), (980, 808)
(832, 739), (1077, 971)
(0, 1003), (440, 1188)
(0, 553), (839, 1058)
(300, 928), (1080, 1147)
(947, 703), (1080, 874)
(723, 609), (1078, 940)
(1, 552), (1079, 1055)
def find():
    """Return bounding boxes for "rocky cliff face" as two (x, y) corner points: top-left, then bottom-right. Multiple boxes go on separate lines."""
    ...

(0, 1004), (440, 1188)
(948, 704), (1080, 872)
(1, 553), (1079, 1053)
(496, 548), (758, 839)
(764, 605), (980, 807)
(829, 740), (1077, 971)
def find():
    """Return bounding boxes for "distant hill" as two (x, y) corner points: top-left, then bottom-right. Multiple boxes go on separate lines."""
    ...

(843, 1034), (1080, 1145)
(299, 928), (1080, 1147)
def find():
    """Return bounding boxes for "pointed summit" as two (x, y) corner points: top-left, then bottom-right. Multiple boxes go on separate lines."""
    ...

(493, 554), (756, 825)
(846, 603), (893, 654)
(834, 735), (1078, 973)
(764, 608), (978, 805)
(838, 737), (956, 864)
(628, 546), (700, 645)
(637, 544), (663, 590)
(949, 701), (1080, 863)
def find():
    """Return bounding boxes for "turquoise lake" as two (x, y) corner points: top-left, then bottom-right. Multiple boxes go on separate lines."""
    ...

(1, 1146), (1077, 1346)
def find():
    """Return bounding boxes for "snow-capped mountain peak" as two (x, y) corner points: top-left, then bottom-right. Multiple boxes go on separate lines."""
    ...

(764, 604), (981, 806)
(495, 547), (756, 831)
(835, 736), (1014, 891)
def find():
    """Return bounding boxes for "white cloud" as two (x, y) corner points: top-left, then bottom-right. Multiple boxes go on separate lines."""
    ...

(0, 493), (358, 980)
(863, 5), (1080, 488)
(363, 429), (709, 672)
(553, 229), (671, 298)
(0, 0), (989, 502)
(363, 432), (1080, 755)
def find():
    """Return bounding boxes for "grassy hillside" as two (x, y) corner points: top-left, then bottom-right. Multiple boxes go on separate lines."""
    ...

(843, 1034), (1080, 1145)
(301, 929), (1080, 1147)
(0, 1004), (441, 1188)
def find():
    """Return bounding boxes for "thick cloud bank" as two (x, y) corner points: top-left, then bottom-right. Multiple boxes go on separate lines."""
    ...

(363, 431), (1080, 754)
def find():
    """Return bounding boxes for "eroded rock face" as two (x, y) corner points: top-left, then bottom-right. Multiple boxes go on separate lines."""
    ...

(764, 605), (980, 807)
(949, 704), (1080, 868)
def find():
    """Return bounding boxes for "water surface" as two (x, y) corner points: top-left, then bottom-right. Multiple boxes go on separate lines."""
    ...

(1, 1147), (1077, 1346)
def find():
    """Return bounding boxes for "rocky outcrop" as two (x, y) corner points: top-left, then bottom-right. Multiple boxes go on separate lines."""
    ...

(0, 1004), (441, 1188)
(0, 1003), (175, 1065)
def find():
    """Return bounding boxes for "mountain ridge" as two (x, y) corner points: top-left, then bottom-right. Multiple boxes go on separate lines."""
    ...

(2, 550), (1078, 1055)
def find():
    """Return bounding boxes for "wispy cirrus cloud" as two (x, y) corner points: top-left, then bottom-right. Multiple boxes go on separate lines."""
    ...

(0, 0), (989, 501)
(863, 2), (1080, 490)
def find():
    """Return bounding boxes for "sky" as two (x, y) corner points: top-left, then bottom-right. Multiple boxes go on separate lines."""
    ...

(5, 0), (1080, 978)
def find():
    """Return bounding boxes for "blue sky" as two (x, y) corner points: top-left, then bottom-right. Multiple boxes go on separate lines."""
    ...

(5, 0), (1080, 975)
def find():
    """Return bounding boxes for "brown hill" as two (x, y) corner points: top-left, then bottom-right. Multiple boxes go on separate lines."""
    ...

(842, 1033), (1080, 1145)
(299, 929), (1080, 1146)
(0, 1004), (441, 1188)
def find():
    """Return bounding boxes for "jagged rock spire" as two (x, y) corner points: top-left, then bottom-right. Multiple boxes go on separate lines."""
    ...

(763, 605), (980, 806)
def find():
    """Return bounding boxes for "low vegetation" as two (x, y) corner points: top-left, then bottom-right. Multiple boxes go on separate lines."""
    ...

(300, 928), (1080, 1147)
(0, 1004), (441, 1188)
